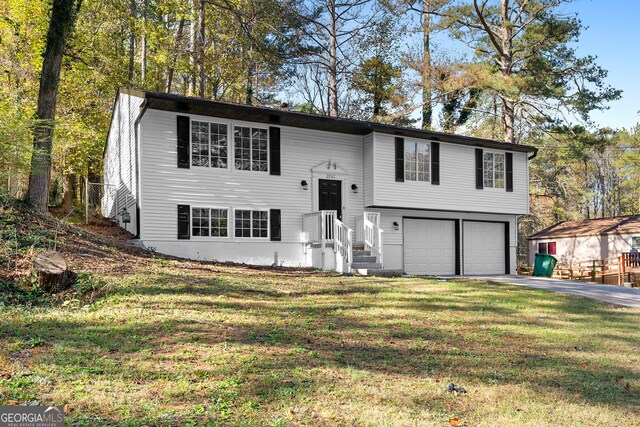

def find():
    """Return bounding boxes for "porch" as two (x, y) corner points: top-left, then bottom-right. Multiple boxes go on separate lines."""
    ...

(302, 211), (385, 274)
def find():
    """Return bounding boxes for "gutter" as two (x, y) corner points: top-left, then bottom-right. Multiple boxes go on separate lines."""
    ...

(132, 99), (149, 239)
(528, 147), (538, 160)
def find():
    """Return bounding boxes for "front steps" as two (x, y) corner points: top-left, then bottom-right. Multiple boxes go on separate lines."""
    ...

(351, 245), (402, 276)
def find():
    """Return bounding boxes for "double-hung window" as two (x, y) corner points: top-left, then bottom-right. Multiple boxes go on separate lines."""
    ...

(234, 126), (268, 172)
(191, 121), (228, 168)
(483, 152), (505, 189)
(404, 141), (430, 182)
(234, 209), (268, 238)
(538, 241), (556, 255)
(192, 207), (229, 237)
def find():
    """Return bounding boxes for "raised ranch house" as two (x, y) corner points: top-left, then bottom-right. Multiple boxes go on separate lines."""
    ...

(528, 215), (640, 267)
(103, 88), (537, 275)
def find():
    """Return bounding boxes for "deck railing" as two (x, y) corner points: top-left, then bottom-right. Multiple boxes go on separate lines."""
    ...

(550, 252), (640, 286)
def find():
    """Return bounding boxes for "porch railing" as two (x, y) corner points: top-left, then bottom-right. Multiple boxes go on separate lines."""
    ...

(334, 219), (353, 264)
(363, 212), (383, 267)
(302, 210), (337, 244)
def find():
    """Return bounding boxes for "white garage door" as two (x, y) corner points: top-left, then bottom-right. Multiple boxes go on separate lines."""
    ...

(404, 219), (456, 275)
(463, 221), (506, 275)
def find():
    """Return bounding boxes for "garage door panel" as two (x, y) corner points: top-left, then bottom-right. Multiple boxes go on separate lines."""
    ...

(404, 219), (456, 275)
(463, 221), (505, 275)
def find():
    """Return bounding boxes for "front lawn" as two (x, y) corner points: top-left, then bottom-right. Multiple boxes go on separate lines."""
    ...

(1, 261), (639, 426)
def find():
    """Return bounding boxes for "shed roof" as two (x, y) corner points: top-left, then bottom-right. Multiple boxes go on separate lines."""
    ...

(529, 215), (640, 240)
(123, 88), (537, 155)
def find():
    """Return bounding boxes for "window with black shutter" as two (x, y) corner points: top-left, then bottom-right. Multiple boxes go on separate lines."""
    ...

(269, 127), (281, 176)
(431, 141), (440, 185)
(475, 148), (484, 189)
(506, 152), (513, 192)
(177, 116), (190, 169)
(177, 204), (190, 239)
(270, 209), (281, 241)
(395, 137), (404, 182)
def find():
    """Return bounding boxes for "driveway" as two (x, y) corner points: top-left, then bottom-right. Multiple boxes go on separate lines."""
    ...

(471, 275), (640, 308)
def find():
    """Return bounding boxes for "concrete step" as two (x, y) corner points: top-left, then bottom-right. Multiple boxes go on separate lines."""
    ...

(353, 249), (371, 257)
(351, 262), (382, 270)
(353, 255), (377, 263)
(353, 268), (403, 277)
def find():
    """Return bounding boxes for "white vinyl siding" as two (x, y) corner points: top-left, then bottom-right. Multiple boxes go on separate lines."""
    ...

(364, 133), (374, 207)
(138, 109), (365, 244)
(371, 132), (529, 214)
(103, 90), (145, 232)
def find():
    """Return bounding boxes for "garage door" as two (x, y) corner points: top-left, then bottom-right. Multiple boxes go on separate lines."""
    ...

(463, 221), (506, 275)
(404, 219), (456, 275)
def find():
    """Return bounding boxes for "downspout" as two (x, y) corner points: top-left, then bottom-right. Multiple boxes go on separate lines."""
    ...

(133, 99), (148, 239)
(528, 147), (538, 161)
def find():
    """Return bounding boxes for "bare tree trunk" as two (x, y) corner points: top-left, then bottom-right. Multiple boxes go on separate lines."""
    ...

(197, 0), (205, 97)
(328, 0), (338, 117)
(165, 19), (185, 92)
(128, 0), (136, 81)
(421, 0), (432, 129)
(499, 0), (515, 143)
(62, 173), (74, 213)
(26, 0), (82, 213)
(188, 0), (197, 96)
(141, 0), (147, 84)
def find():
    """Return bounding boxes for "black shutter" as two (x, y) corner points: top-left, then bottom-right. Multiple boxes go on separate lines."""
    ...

(395, 137), (404, 182)
(269, 127), (281, 176)
(475, 148), (484, 189)
(177, 115), (190, 168)
(270, 209), (281, 241)
(431, 141), (440, 185)
(177, 204), (190, 239)
(506, 152), (513, 192)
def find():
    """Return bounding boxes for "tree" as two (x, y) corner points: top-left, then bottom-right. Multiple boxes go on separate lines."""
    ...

(26, 0), (83, 213)
(439, 0), (621, 143)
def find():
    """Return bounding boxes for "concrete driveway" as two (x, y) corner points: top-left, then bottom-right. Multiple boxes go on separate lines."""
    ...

(471, 275), (640, 308)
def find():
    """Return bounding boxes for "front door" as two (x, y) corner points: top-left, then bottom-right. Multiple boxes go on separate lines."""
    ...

(318, 179), (342, 221)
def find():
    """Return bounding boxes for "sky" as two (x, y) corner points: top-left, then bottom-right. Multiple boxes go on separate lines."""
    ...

(562, 0), (640, 130)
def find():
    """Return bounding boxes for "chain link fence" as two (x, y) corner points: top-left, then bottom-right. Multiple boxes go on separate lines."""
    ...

(85, 181), (117, 224)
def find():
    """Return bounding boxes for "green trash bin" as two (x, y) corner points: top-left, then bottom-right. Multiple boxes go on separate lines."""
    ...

(533, 253), (557, 277)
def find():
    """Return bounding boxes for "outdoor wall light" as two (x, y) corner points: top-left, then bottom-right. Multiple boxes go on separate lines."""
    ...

(393, 221), (400, 231)
(351, 184), (358, 193)
(301, 180), (309, 190)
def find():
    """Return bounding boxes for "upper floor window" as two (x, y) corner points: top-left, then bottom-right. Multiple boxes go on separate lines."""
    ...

(404, 141), (430, 182)
(483, 152), (505, 189)
(234, 126), (268, 172)
(191, 121), (228, 168)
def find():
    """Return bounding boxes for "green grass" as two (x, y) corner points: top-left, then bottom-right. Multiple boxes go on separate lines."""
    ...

(1, 260), (639, 426)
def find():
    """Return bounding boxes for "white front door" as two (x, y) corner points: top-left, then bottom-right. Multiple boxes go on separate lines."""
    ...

(404, 218), (456, 275)
(463, 221), (506, 275)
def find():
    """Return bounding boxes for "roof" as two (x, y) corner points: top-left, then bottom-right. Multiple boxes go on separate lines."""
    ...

(529, 215), (640, 240)
(123, 88), (537, 155)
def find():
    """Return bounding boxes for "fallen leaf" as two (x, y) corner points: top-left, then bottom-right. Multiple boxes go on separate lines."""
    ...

(449, 417), (463, 426)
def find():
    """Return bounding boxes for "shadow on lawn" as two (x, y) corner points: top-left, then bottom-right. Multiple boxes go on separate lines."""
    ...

(2, 273), (639, 420)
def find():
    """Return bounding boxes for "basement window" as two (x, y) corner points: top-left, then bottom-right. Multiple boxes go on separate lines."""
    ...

(235, 209), (268, 238)
(538, 241), (556, 255)
(192, 208), (228, 237)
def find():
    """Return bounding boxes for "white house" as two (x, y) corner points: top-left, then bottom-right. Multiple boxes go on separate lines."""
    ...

(103, 88), (536, 275)
(528, 215), (640, 266)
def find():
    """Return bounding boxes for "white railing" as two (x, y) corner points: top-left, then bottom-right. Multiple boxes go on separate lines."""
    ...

(303, 210), (353, 273)
(334, 218), (353, 265)
(302, 210), (337, 244)
(363, 211), (383, 267)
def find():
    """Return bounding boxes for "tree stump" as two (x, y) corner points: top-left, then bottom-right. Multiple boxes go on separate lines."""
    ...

(34, 251), (70, 292)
